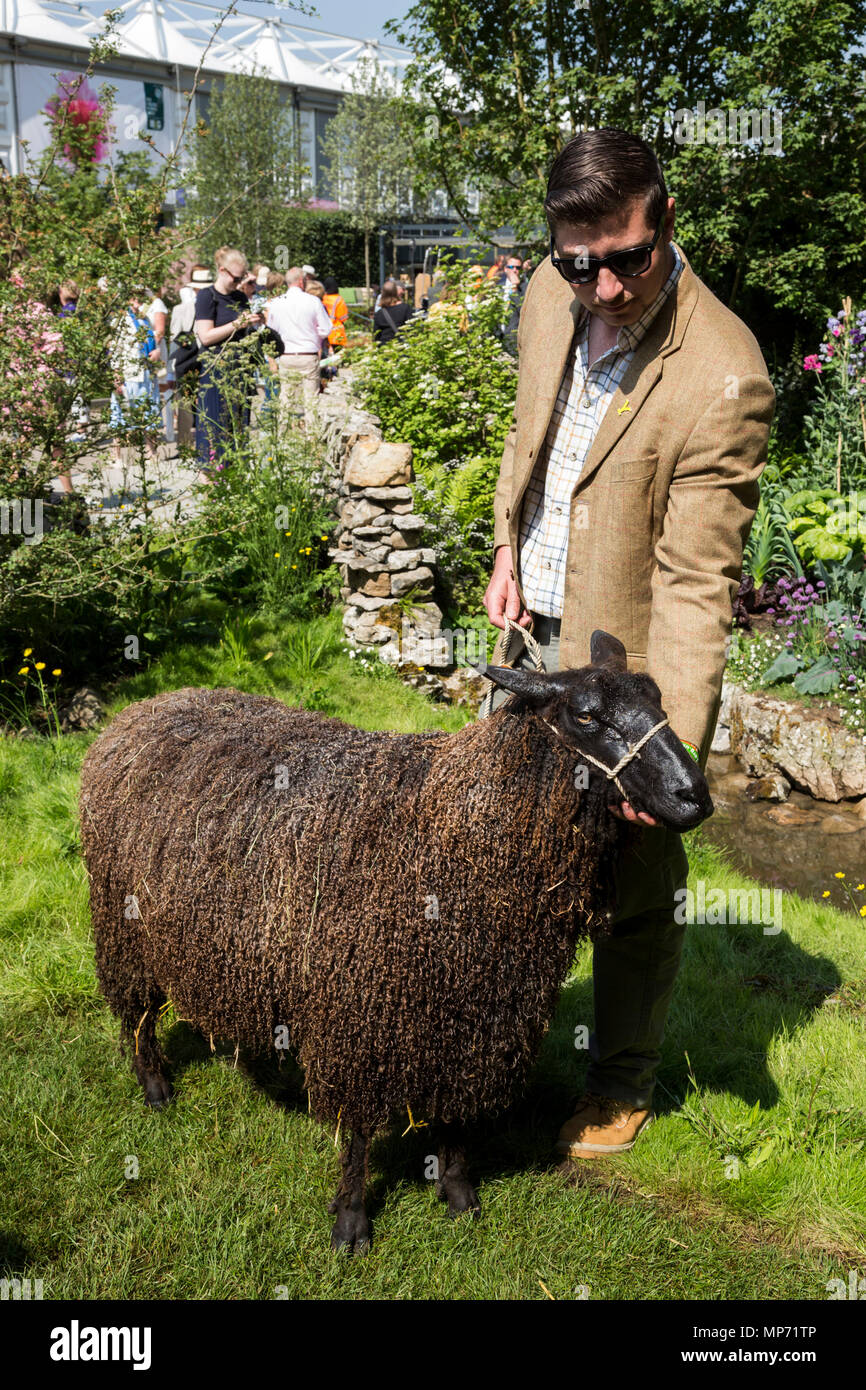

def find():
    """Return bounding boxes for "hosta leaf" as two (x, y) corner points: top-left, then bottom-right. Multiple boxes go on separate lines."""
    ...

(762, 651), (802, 683)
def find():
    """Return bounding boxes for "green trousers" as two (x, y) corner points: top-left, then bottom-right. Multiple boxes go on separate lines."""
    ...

(480, 612), (689, 1109)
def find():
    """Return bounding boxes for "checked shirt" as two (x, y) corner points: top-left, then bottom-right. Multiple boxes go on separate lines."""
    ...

(518, 244), (684, 617)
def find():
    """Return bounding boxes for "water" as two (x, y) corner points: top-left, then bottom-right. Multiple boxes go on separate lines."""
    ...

(702, 753), (866, 915)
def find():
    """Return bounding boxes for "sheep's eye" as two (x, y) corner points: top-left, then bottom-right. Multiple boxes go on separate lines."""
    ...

(575, 713), (594, 724)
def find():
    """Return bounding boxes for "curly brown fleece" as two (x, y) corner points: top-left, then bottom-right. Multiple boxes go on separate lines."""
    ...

(79, 686), (624, 1134)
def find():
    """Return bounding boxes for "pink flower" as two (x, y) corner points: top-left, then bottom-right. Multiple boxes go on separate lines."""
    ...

(803, 354), (822, 372)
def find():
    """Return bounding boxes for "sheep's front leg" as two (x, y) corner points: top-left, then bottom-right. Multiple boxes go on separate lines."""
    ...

(435, 1122), (481, 1221)
(328, 1130), (371, 1253)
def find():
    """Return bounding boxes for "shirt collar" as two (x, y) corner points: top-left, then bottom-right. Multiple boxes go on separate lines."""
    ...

(576, 241), (684, 353)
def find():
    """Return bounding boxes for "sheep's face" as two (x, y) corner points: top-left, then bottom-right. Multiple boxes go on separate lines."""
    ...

(484, 629), (713, 831)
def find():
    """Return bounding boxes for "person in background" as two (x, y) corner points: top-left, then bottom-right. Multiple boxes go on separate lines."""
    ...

(109, 292), (161, 464)
(144, 286), (173, 445)
(51, 280), (83, 494)
(260, 271), (287, 417)
(193, 246), (264, 483)
(486, 253), (507, 281)
(253, 264), (270, 292)
(522, 254), (536, 278)
(322, 276), (349, 351)
(498, 255), (527, 357)
(301, 263), (317, 280)
(266, 266), (331, 427)
(305, 278), (326, 300)
(373, 278), (414, 345)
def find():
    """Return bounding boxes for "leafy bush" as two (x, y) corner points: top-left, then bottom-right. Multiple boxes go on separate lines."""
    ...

(757, 576), (865, 696)
(781, 487), (866, 566)
(353, 261), (517, 608)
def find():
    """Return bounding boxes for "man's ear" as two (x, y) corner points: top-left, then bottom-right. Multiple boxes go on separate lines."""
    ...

(589, 630), (628, 672)
(482, 664), (564, 706)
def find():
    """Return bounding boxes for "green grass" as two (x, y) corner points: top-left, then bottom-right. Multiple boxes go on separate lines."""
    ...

(1, 607), (864, 1299)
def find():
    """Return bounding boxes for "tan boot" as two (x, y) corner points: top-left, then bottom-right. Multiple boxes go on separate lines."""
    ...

(555, 1091), (654, 1160)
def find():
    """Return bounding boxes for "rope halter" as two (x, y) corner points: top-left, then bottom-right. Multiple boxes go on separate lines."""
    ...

(544, 714), (670, 800)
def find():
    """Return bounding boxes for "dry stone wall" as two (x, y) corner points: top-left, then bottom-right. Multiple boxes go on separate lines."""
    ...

(315, 372), (459, 681)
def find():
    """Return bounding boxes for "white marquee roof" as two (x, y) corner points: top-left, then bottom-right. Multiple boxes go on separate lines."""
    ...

(0, 0), (411, 93)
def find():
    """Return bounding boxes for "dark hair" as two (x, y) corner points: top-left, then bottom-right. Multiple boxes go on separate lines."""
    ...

(323, 276), (339, 295)
(379, 279), (400, 308)
(545, 128), (668, 231)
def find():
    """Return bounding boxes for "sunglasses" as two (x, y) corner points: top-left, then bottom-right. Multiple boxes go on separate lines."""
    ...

(550, 212), (665, 286)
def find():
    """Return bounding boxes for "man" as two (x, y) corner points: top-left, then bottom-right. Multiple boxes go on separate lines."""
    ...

(499, 254), (528, 356)
(482, 127), (774, 1160)
(266, 266), (332, 426)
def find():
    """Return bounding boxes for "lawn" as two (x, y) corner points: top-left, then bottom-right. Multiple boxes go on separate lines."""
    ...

(1, 607), (864, 1300)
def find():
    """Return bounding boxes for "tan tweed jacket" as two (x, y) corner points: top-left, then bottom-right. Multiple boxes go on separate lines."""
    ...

(492, 245), (775, 759)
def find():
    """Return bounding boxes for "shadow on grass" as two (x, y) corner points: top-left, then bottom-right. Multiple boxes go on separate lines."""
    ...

(148, 916), (841, 1232)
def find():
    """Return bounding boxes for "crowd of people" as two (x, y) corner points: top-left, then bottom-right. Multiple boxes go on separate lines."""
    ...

(47, 245), (535, 491)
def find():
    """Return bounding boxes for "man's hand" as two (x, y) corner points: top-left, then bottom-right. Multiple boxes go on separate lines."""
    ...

(484, 544), (532, 630)
(609, 802), (659, 827)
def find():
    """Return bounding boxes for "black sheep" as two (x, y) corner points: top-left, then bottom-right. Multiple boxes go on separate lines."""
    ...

(78, 630), (711, 1251)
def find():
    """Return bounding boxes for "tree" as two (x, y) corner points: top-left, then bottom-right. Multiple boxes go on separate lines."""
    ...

(319, 59), (414, 295)
(184, 68), (306, 263)
(388, 0), (866, 346)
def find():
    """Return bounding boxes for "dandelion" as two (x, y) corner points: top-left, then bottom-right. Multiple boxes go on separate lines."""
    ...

(822, 891), (831, 898)
(274, 552), (280, 558)
(835, 871), (846, 879)
(859, 905), (866, 917)
(35, 662), (45, 670)
(291, 564), (297, 569)
(18, 666), (29, 675)
(857, 884), (865, 892)
(52, 668), (61, 676)
(320, 534), (328, 540)
(285, 531), (291, 536)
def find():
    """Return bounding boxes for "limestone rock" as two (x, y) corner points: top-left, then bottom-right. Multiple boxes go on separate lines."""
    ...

(391, 565), (434, 596)
(746, 774), (791, 802)
(60, 686), (106, 733)
(347, 592), (391, 611)
(356, 485), (413, 501)
(387, 548), (437, 571)
(729, 685), (866, 801)
(344, 438), (413, 488)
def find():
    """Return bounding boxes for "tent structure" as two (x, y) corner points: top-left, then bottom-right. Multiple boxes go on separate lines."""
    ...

(0, 0), (412, 176)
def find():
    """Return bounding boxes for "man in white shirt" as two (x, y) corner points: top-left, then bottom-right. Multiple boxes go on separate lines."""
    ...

(266, 267), (332, 425)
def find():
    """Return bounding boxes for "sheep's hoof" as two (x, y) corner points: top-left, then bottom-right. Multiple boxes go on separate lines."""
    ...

(142, 1072), (172, 1109)
(329, 1204), (371, 1255)
(437, 1175), (482, 1221)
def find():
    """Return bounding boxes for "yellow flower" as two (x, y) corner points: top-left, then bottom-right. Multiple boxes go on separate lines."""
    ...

(18, 666), (29, 675)
(52, 669), (61, 676)
(35, 662), (45, 670)
(856, 884), (865, 892)
(285, 531), (291, 536)
(320, 535), (328, 540)
(23, 648), (32, 657)
(291, 506), (296, 512)
(291, 564), (297, 569)
(274, 552), (280, 558)
(861, 906), (866, 918)
(822, 891), (830, 898)
(834, 872), (846, 879)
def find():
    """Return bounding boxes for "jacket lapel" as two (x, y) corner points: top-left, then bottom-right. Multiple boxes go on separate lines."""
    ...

(576, 254), (700, 490)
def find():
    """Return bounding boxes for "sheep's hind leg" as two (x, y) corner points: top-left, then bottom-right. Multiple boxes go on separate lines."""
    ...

(435, 1123), (481, 1220)
(121, 994), (172, 1109)
(328, 1130), (371, 1254)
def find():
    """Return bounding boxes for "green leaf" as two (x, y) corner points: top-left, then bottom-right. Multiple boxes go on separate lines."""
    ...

(793, 659), (841, 694)
(747, 1138), (776, 1169)
(762, 651), (802, 684)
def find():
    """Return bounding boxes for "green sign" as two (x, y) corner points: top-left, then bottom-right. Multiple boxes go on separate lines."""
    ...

(144, 83), (164, 132)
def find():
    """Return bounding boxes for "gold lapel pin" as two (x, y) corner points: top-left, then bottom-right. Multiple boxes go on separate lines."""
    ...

(617, 399), (632, 415)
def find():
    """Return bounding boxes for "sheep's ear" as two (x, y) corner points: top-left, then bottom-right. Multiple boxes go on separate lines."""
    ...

(590, 630), (628, 672)
(482, 664), (561, 705)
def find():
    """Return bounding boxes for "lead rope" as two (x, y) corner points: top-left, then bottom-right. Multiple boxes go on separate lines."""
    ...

(480, 619), (670, 797)
(543, 714), (670, 800)
(479, 614), (546, 720)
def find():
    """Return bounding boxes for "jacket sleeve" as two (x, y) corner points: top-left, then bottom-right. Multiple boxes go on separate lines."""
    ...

(645, 372), (775, 760)
(492, 265), (541, 554)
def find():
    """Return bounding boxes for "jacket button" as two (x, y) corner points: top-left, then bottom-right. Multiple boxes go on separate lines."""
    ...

(505, 507), (510, 519)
